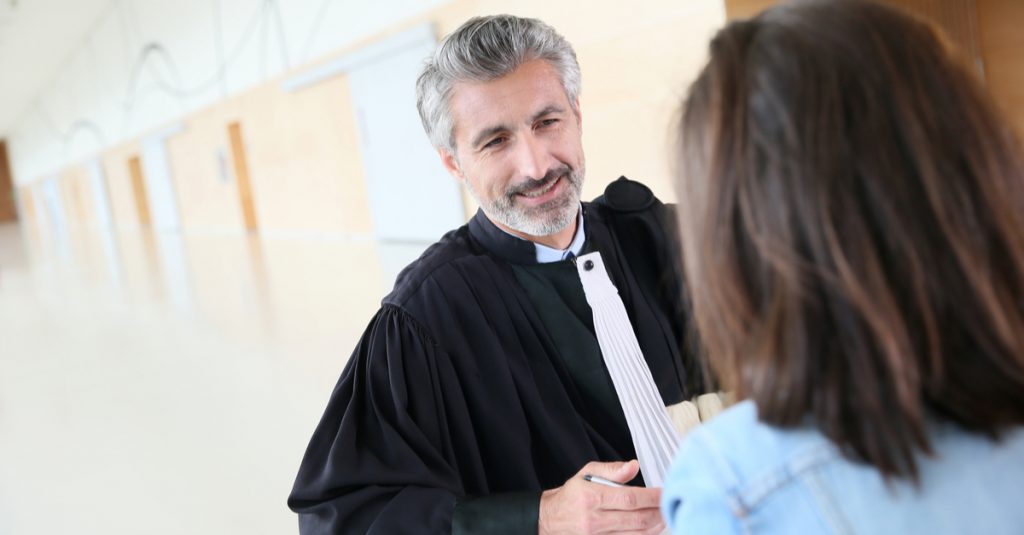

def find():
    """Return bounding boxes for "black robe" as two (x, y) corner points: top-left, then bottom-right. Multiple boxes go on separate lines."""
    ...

(288, 177), (703, 534)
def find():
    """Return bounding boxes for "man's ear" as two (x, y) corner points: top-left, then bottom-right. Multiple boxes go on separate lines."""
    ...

(439, 148), (463, 181)
(573, 97), (582, 129)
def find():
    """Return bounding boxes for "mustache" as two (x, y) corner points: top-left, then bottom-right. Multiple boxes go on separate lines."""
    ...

(507, 166), (573, 196)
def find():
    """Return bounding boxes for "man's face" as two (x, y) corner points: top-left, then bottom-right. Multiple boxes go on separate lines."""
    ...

(440, 59), (585, 239)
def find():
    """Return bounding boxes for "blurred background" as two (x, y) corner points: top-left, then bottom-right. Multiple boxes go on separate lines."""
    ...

(0, 0), (1020, 533)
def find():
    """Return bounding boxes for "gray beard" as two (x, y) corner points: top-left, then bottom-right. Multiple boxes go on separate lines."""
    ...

(467, 166), (584, 237)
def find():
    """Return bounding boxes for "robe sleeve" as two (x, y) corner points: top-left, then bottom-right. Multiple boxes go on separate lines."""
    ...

(288, 305), (540, 534)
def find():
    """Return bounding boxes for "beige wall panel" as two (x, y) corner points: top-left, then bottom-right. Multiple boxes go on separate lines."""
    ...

(18, 186), (37, 233)
(393, 1), (484, 221)
(457, 0), (726, 202)
(725, 0), (775, 19)
(191, 0), (722, 228)
(420, 0), (482, 37)
(89, 1), (728, 235)
(165, 11), (454, 236)
(978, 0), (1024, 137)
(18, 186), (36, 220)
(476, 0), (717, 47)
(57, 170), (78, 224)
(577, 8), (723, 203)
(56, 164), (119, 280)
(59, 165), (94, 226)
(235, 80), (372, 235)
(101, 141), (145, 229)
(166, 104), (247, 232)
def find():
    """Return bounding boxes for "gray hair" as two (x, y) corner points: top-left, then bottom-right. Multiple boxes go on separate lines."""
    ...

(415, 15), (582, 154)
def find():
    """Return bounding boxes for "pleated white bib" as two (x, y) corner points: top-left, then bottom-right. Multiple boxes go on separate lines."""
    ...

(575, 251), (681, 488)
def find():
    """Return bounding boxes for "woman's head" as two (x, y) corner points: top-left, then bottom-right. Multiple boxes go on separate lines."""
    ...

(677, 0), (1024, 479)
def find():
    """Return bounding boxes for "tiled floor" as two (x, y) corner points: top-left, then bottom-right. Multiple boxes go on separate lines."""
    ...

(0, 221), (424, 534)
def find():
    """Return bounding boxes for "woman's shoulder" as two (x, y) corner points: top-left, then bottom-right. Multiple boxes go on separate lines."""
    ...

(666, 401), (840, 513)
(665, 401), (859, 534)
(665, 401), (1024, 534)
(679, 400), (837, 484)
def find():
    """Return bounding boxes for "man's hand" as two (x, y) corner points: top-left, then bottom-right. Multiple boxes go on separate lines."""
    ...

(538, 460), (665, 535)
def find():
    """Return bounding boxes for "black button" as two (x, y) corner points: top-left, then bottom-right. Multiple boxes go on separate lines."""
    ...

(583, 260), (594, 271)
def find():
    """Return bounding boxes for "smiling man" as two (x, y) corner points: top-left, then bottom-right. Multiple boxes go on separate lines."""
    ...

(440, 58), (584, 249)
(288, 15), (706, 535)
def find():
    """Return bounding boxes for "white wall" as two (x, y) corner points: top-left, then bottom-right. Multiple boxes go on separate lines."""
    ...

(8, 0), (449, 187)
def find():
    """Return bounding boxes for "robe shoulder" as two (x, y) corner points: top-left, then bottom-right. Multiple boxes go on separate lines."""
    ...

(381, 225), (482, 309)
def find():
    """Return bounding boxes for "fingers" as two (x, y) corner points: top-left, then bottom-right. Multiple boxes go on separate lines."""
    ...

(581, 459), (641, 484)
(598, 487), (662, 511)
(615, 523), (667, 535)
(576, 461), (660, 511)
(539, 460), (666, 535)
(589, 507), (665, 534)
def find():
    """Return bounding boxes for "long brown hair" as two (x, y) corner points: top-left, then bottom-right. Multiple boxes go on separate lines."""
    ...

(677, 0), (1024, 480)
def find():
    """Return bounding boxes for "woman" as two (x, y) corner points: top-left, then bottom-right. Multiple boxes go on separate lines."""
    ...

(663, 1), (1024, 533)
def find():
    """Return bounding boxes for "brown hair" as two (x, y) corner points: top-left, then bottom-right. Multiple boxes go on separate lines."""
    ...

(677, 0), (1024, 480)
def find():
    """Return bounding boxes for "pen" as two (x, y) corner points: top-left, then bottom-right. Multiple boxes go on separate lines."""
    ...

(583, 474), (626, 488)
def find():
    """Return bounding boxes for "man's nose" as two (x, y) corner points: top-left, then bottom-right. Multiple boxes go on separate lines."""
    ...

(514, 133), (552, 180)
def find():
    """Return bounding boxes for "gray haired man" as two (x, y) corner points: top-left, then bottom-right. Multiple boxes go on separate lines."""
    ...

(289, 15), (703, 534)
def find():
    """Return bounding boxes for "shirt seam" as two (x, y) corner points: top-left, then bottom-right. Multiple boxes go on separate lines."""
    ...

(736, 440), (840, 512)
(803, 466), (853, 535)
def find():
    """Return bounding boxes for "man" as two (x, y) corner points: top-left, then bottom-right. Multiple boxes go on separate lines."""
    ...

(288, 15), (705, 534)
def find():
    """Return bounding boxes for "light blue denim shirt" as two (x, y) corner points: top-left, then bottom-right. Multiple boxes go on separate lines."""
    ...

(662, 400), (1024, 534)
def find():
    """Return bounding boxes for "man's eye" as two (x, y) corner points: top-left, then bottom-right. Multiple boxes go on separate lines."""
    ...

(483, 137), (506, 149)
(538, 118), (559, 128)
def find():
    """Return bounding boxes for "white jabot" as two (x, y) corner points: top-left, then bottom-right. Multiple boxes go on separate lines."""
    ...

(575, 251), (681, 488)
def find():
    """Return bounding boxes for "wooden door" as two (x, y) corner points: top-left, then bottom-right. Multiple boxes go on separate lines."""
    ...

(0, 140), (17, 222)
(128, 155), (152, 227)
(228, 122), (258, 231)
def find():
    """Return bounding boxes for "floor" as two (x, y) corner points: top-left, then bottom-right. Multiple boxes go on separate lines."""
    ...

(0, 221), (424, 534)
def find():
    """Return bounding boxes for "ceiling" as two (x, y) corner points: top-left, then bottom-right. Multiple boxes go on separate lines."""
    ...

(0, 0), (113, 137)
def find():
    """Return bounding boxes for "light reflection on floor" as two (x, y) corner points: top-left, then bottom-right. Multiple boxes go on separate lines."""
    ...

(0, 221), (428, 535)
